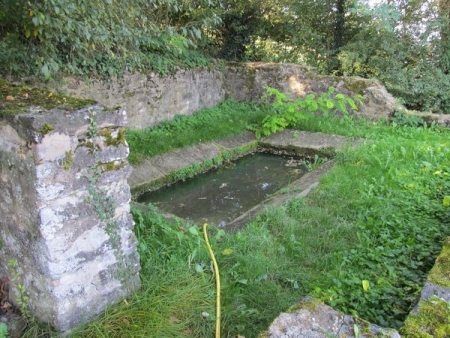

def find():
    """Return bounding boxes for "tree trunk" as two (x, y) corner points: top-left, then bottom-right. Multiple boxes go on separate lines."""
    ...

(328, 0), (346, 73)
(334, 0), (345, 51)
(439, 0), (450, 73)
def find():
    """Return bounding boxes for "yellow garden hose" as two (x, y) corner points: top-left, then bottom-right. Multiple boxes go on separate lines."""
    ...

(203, 223), (221, 338)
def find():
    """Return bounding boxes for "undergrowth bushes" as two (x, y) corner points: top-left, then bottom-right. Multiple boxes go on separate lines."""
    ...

(128, 111), (449, 334)
(313, 135), (450, 327)
(0, 0), (219, 79)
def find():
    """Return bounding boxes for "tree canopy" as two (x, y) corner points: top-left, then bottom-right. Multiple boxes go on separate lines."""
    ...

(1, 0), (449, 113)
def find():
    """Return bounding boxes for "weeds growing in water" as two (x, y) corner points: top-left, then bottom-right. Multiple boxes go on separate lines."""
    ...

(22, 98), (450, 337)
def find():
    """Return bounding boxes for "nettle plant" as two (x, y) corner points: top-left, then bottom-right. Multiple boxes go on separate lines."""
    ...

(250, 86), (361, 138)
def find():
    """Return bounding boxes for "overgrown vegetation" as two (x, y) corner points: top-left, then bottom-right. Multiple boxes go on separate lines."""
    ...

(1, 0), (449, 114)
(22, 96), (450, 337)
(126, 100), (268, 164)
(218, 0), (450, 114)
(249, 86), (361, 138)
(126, 87), (360, 165)
(0, 0), (219, 79)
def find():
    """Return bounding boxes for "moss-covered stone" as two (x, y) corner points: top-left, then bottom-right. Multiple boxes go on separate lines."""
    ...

(62, 151), (74, 171)
(244, 64), (257, 94)
(37, 123), (54, 135)
(0, 79), (96, 116)
(428, 237), (450, 287)
(98, 160), (125, 172)
(401, 296), (450, 338)
(286, 297), (322, 313)
(342, 77), (371, 95)
(100, 127), (127, 147)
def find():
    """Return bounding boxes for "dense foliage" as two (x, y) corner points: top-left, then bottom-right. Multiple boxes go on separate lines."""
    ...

(1, 0), (449, 113)
(0, 0), (219, 78)
(219, 0), (450, 113)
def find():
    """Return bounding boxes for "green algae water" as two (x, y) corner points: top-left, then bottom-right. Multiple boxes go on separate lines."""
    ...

(137, 152), (308, 226)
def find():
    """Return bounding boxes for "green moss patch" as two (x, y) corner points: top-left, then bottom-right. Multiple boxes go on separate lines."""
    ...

(428, 237), (450, 287)
(62, 151), (74, 171)
(342, 77), (370, 95)
(401, 297), (450, 338)
(98, 160), (125, 172)
(37, 123), (54, 135)
(286, 297), (322, 313)
(0, 79), (96, 116)
(100, 127), (127, 146)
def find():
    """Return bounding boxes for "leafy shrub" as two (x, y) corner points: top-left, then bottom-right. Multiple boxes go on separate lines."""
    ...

(0, 0), (220, 79)
(0, 323), (7, 338)
(249, 86), (361, 138)
(337, 7), (450, 115)
(390, 111), (425, 128)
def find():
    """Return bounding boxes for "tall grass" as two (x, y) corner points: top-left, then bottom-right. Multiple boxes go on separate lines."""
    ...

(126, 100), (269, 164)
(23, 105), (450, 337)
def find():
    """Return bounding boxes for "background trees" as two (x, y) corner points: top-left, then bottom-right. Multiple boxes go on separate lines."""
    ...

(1, 0), (449, 113)
(0, 0), (220, 77)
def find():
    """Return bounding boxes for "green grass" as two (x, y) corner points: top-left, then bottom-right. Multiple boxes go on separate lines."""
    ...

(22, 104), (450, 337)
(126, 100), (268, 164)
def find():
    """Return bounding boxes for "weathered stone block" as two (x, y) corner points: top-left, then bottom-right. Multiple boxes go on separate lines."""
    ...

(0, 105), (140, 332)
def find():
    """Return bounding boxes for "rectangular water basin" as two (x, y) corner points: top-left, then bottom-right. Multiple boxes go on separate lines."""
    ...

(137, 152), (314, 227)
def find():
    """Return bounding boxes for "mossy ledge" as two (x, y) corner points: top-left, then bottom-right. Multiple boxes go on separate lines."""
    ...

(401, 296), (450, 337)
(0, 79), (96, 116)
(428, 237), (450, 288)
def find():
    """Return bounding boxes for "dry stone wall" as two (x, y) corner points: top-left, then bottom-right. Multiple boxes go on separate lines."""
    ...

(60, 62), (398, 129)
(223, 62), (397, 121)
(0, 105), (140, 331)
(62, 69), (226, 129)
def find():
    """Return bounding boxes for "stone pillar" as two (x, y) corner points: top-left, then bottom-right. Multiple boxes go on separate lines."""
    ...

(0, 105), (140, 331)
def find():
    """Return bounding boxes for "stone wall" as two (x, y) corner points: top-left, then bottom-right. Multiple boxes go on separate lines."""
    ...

(224, 62), (397, 121)
(60, 63), (398, 129)
(0, 105), (140, 331)
(62, 69), (226, 129)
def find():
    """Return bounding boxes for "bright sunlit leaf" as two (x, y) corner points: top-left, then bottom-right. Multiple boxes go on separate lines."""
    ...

(443, 196), (450, 207)
(362, 280), (370, 292)
(222, 248), (233, 255)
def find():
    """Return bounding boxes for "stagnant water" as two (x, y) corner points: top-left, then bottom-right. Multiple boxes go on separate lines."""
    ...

(137, 152), (309, 226)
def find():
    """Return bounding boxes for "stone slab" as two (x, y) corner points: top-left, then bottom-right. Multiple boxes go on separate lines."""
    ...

(415, 281), (450, 310)
(261, 130), (358, 153)
(188, 142), (223, 163)
(128, 159), (166, 187)
(149, 142), (221, 173)
(214, 131), (257, 150)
